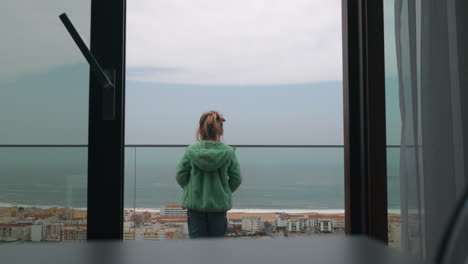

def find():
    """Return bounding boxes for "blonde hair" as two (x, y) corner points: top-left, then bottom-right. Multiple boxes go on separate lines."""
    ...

(196, 111), (225, 141)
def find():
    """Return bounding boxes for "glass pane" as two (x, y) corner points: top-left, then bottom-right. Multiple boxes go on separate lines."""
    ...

(384, 0), (403, 250)
(124, 148), (137, 240)
(0, 0), (90, 242)
(387, 147), (401, 248)
(0, 148), (87, 242)
(123, 147), (344, 240)
(126, 0), (344, 240)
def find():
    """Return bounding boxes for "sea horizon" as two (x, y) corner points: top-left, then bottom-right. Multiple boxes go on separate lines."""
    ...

(0, 147), (400, 212)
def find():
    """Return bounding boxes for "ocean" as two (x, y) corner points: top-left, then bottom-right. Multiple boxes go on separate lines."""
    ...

(0, 147), (400, 211)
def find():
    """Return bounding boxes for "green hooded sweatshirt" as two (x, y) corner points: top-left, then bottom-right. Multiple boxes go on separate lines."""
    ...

(176, 141), (242, 212)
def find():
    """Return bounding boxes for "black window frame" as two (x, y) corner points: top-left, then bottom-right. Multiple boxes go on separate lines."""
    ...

(342, 0), (388, 242)
(87, 0), (126, 240)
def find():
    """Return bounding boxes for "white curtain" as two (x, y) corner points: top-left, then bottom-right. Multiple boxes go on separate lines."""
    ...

(394, 0), (467, 259)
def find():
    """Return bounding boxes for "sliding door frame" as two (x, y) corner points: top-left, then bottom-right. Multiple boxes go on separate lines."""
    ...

(342, 0), (388, 242)
(87, 0), (126, 240)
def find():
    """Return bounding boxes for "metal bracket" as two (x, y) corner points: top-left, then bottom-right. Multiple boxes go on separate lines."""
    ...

(59, 13), (116, 120)
(102, 69), (116, 120)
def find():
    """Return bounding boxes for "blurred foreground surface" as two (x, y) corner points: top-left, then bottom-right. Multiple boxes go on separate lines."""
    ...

(0, 236), (423, 264)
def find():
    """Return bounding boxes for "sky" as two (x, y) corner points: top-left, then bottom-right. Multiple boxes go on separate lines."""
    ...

(126, 0), (343, 85)
(0, 0), (400, 145)
(0, 0), (90, 84)
(126, 0), (344, 145)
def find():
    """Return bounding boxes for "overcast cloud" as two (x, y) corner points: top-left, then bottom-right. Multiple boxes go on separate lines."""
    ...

(127, 0), (342, 85)
(0, 0), (90, 84)
(0, 0), (343, 86)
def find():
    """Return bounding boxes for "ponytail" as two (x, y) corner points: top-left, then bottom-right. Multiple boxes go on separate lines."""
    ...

(196, 111), (225, 141)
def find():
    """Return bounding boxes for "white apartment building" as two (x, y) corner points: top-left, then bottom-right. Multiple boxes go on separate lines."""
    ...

(143, 231), (159, 240)
(179, 223), (189, 236)
(156, 231), (167, 240)
(228, 218), (242, 227)
(275, 214), (288, 228)
(287, 219), (303, 232)
(0, 224), (31, 241)
(123, 230), (135, 240)
(61, 219), (87, 225)
(158, 228), (178, 240)
(388, 222), (402, 248)
(31, 225), (43, 242)
(160, 206), (187, 217)
(135, 227), (179, 240)
(242, 216), (264, 233)
(309, 218), (320, 228)
(62, 225), (87, 241)
(124, 221), (135, 229)
(287, 218), (312, 232)
(331, 218), (345, 230)
(14, 217), (37, 225)
(306, 218), (317, 230)
(320, 221), (333, 232)
(161, 222), (188, 235)
(134, 229), (144, 240)
(124, 211), (134, 222)
(43, 223), (63, 241)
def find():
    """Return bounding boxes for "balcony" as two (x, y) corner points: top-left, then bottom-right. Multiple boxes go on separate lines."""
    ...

(124, 145), (345, 239)
(0, 145), (347, 242)
(0, 145), (406, 243)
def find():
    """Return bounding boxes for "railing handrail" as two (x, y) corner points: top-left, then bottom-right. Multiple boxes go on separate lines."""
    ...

(127, 144), (345, 148)
(0, 144), (402, 148)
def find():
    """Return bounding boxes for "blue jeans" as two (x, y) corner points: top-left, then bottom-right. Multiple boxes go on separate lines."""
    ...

(187, 209), (227, 239)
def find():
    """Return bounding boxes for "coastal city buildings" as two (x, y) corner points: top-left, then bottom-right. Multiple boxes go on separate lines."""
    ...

(123, 206), (189, 241)
(0, 207), (87, 242)
(388, 214), (402, 248)
(0, 205), (400, 245)
(122, 206), (352, 240)
(274, 213), (344, 233)
(0, 224), (31, 241)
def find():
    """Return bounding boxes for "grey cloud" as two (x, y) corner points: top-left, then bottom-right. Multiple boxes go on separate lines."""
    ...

(127, 0), (343, 85)
(0, 0), (90, 84)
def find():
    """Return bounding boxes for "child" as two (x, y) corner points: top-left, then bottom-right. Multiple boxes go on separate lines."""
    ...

(176, 111), (242, 239)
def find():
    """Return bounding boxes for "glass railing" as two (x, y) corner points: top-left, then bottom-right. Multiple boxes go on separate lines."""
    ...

(124, 145), (346, 240)
(0, 146), (88, 243)
(0, 145), (403, 243)
(387, 146), (401, 249)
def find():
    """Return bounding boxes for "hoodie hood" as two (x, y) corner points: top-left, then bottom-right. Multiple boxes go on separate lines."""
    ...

(186, 141), (234, 171)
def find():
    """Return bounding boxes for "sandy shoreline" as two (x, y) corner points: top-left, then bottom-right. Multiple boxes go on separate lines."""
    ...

(227, 212), (346, 222)
(227, 212), (278, 222)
